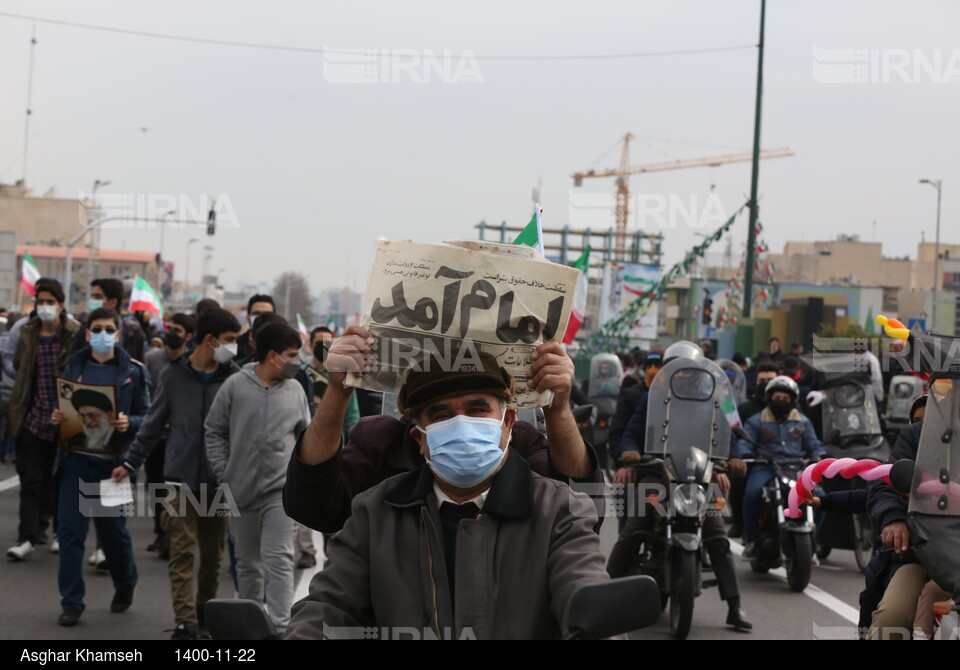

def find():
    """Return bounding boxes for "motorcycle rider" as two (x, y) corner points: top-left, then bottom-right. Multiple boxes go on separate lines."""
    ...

(732, 375), (825, 558)
(606, 340), (752, 632)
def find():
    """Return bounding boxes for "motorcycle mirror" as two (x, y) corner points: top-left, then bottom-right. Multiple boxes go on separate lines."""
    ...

(889, 459), (915, 495)
(564, 575), (661, 640)
(572, 403), (595, 423)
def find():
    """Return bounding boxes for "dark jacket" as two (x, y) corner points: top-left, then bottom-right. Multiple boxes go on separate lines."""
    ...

(282, 414), (603, 534)
(57, 345), (151, 471)
(9, 314), (81, 438)
(608, 383), (646, 462)
(285, 450), (609, 640)
(617, 390), (650, 462)
(123, 355), (239, 491)
(866, 420), (921, 532)
(819, 488), (868, 514)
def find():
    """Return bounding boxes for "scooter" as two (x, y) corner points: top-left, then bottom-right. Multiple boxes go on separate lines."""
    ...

(734, 427), (815, 592)
(203, 575), (663, 640)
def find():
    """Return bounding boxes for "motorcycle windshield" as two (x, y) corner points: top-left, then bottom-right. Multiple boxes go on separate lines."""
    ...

(887, 376), (925, 419)
(645, 357), (732, 461)
(587, 353), (623, 398)
(910, 378), (960, 516)
(822, 380), (883, 438)
(716, 359), (747, 406)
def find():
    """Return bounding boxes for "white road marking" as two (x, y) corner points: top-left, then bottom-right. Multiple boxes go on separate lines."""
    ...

(729, 540), (860, 625)
(293, 530), (326, 602)
(0, 475), (19, 493)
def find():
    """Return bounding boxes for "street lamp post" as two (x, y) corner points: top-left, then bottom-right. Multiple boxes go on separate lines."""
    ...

(185, 238), (199, 305)
(83, 179), (110, 305)
(919, 178), (942, 330)
(202, 246), (213, 299)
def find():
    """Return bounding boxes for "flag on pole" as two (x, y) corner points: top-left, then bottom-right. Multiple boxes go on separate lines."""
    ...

(562, 246), (590, 344)
(512, 204), (545, 256)
(296, 313), (309, 345)
(326, 315), (337, 337)
(129, 276), (164, 318)
(21, 251), (40, 297)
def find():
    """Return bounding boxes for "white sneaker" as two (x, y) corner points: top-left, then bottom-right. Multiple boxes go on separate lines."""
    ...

(50, 536), (59, 554)
(88, 548), (106, 567)
(7, 540), (35, 561)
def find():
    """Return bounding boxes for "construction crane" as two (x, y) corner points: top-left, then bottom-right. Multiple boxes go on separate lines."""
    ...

(572, 133), (794, 258)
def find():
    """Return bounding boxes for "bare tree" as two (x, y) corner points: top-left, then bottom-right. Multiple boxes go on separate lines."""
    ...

(272, 272), (314, 324)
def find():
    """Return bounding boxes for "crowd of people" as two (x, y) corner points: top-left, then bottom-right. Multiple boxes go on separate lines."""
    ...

(0, 276), (950, 639)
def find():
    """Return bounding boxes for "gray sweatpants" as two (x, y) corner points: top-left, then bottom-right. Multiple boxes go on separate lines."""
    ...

(230, 491), (295, 634)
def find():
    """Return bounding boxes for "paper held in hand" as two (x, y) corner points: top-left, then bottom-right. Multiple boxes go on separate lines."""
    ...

(347, 240), (579, 409)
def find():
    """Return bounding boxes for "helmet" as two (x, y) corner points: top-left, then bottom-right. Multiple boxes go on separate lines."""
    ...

(663, 340), (705, 365)
(764, 375), (799, 403)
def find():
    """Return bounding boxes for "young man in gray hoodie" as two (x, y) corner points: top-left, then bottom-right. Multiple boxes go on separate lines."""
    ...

(204, 321), (310, 635)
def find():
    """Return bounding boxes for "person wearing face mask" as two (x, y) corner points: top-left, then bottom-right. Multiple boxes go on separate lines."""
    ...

(111, 308), (241, 640)
(286, 346), (610, 640)
(75, 278), (146, 361)
(236, 294), (275, 361)
(736, 375), (825, 559)
(48, 308), (149, 626)
(283, 326), (604, 537)
(142, 312), (195, 558)
(304, 326), (360, 442)
(607, 349), (663, 477)
(726, 360), (782, 538)
(204, 322), (310, 636)
(6, 278), (80, 563)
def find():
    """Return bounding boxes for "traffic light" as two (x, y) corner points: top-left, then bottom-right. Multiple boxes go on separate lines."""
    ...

(206, 204), (216, 236)
(702, 296), (713, 325)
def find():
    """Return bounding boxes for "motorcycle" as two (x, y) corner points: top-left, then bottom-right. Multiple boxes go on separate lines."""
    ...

(203, 575), (663, 640)
(628, 356), (735, 639)
(733, 427), (815, 592)
(803, 354), (890, 571)
(885, 332), (960, 637)
(883, 374), (926, 436)
(584, 353), (623, 470)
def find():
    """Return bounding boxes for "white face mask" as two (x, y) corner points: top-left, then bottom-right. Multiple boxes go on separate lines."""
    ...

(37, 305), (59, 323)
(212, 338), (238, 364)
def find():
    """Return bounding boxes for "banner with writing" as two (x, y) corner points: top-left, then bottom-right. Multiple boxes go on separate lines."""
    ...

(349, 240), (579, 408)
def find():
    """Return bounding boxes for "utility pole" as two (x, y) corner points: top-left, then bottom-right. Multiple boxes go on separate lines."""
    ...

(22, 27), (37, 186)
(743, 0), (766, 318)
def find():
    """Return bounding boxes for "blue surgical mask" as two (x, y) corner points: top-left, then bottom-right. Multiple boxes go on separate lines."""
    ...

(88, 299), (104, 311)
(418, 411), (509, 488)
(90, 331), (116, 355)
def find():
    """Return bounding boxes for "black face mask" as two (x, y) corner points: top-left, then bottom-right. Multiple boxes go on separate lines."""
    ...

(755, 381), (769, 402)
(164, 332), (184, 350)
(312, 342), (327, 364)
(770, 399), (793, 419)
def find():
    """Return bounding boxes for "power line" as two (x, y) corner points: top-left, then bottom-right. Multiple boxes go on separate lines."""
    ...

(0, 10), (755, 61)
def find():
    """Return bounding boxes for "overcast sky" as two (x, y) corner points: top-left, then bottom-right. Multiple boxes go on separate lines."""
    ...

(1, 0), (958, 300)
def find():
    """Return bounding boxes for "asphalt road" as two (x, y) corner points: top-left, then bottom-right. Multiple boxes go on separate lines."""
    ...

(0, 462), (953, 641)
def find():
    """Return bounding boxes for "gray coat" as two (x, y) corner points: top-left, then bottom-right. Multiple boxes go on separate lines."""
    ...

(123, 355), (238, 492)
(285, 451), (609, 640)
(204, 365), (310, 510)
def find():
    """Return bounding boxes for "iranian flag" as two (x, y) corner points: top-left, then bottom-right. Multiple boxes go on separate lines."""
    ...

(720, 395), (742, 429)
(326, 314), (337, 337)
(129, 276), (164, 318)
(21, 251), (40, 297)
(296, 313), (309, 345)
(512, 204), (545, 256)
(562, 247), (590, 344)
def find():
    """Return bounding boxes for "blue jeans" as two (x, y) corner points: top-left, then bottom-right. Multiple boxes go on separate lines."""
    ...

(743, 465), (776, 545)
(57, 452), (138, 612)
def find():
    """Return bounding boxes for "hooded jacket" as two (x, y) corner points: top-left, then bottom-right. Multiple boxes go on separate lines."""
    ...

(285, 450), (609, 640)
(123, 354), (238, 491)
(204, 364), (310, 509)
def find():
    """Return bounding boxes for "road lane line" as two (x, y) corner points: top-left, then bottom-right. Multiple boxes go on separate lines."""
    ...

(0, 475), (19, 493)
(294, 530), (325, 603)
(729, 539), (860, 624)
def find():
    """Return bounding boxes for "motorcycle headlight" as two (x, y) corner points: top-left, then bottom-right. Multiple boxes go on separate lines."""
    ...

(672, 483), (706, 517)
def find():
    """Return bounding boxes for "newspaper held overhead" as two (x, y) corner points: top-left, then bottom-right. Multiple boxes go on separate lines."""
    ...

(348, 240), (580, 409)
